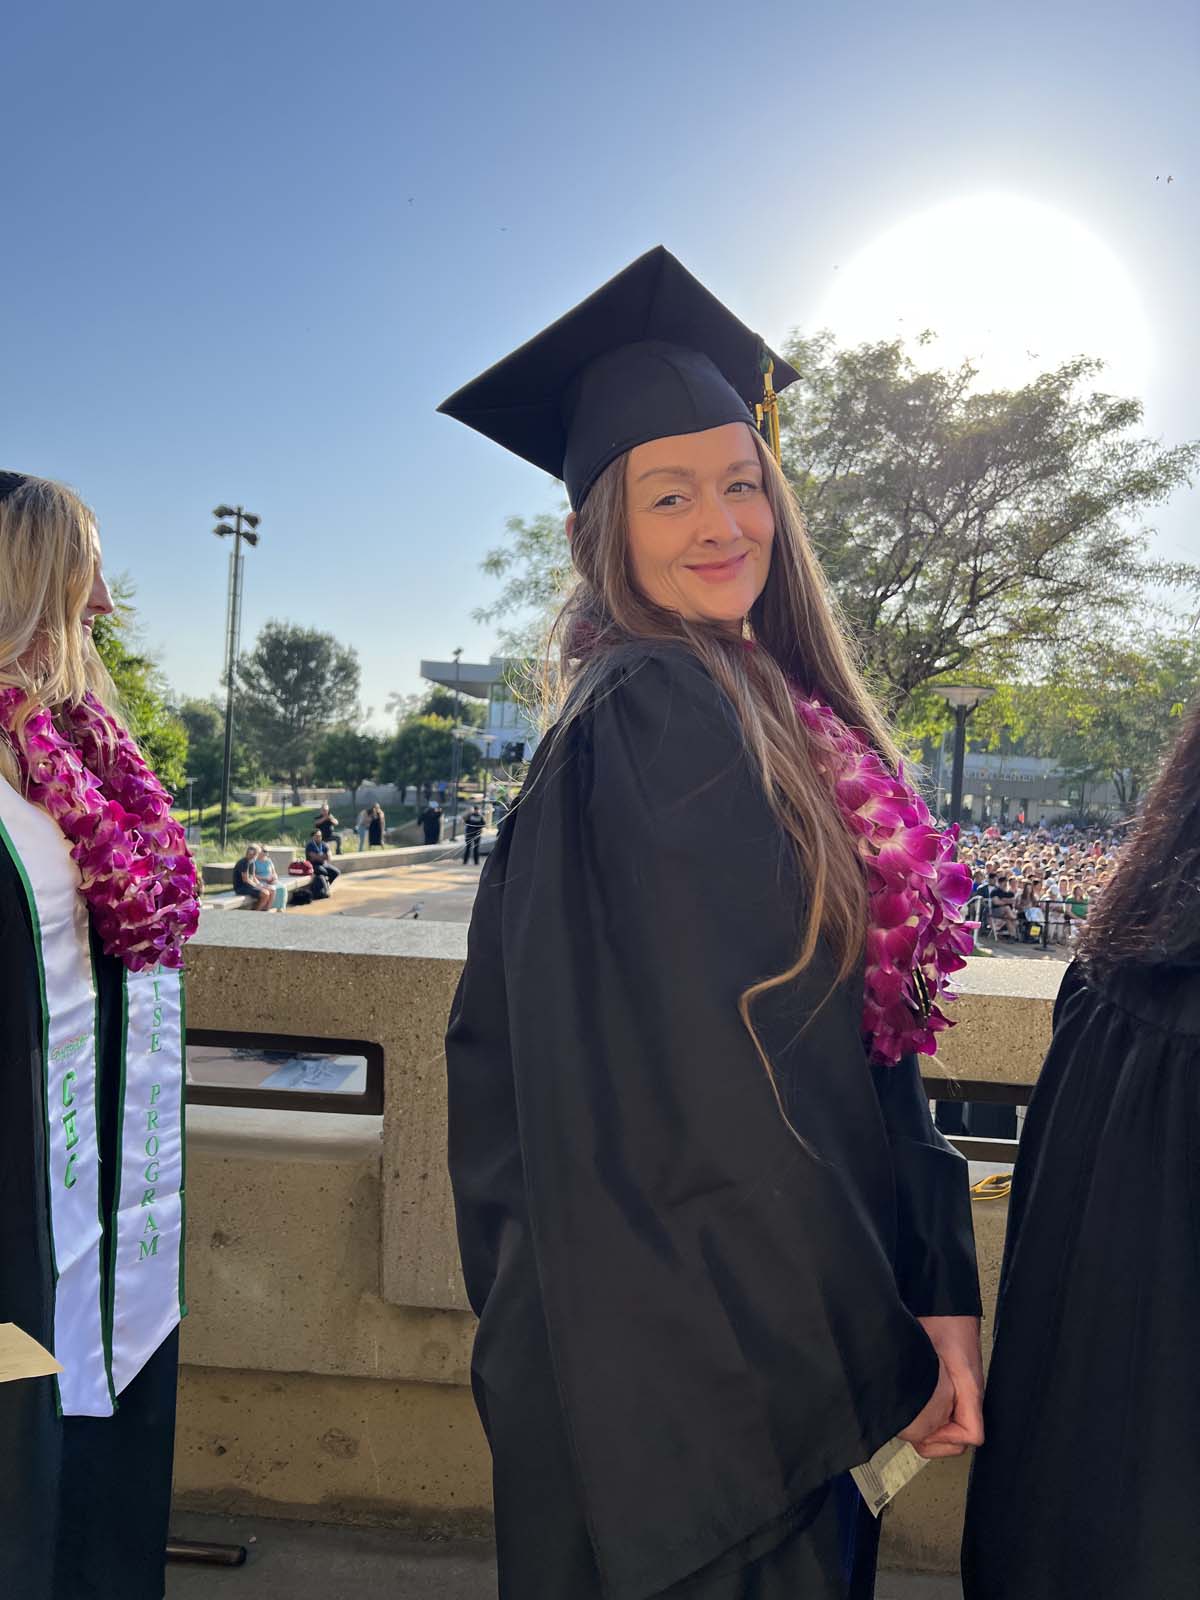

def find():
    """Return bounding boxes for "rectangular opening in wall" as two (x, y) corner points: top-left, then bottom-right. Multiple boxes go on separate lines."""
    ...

(185, 1029), (384, 1114)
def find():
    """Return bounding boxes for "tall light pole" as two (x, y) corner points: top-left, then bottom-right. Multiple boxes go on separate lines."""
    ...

(449, 647), (463, 841)
(931, 685), (996, 829)
(212, 505), (261, 853)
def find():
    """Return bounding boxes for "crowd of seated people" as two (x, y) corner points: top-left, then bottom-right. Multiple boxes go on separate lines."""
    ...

(958, 822), (1124, 945)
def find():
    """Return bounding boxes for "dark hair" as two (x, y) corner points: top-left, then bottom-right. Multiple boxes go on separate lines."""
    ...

(1077, 698), (1200, 976)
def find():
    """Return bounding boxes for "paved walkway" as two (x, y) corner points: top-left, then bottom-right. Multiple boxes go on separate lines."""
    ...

(296, 851), (488, 923)
(293, 849), (1072, 968)
(166, 1513), (963, 1599)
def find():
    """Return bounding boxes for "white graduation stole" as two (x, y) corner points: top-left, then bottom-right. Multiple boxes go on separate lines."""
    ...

(0, 779), (185, 1416)
(108, 961), (186, 1397)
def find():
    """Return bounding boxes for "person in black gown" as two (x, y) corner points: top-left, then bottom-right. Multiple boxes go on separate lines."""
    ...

(441, 249), (984, 1599)
(962, 698), (1200, 1600)
(0, 471), (198, 1599)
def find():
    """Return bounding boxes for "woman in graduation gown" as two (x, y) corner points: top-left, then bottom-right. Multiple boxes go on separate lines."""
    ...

(962, 700), (1200, 1600)
(0, 472), (200, 1599)
(441, 249), (984, 1599)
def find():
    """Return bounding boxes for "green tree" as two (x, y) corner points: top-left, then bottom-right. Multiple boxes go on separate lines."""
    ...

(381, 715), (481, 798)
(418, 686), (486, 726)
(385, 690), (424, 725)
(235, 622), (361, 800)
(173, 696), (259, 809)
(312, 727), (382, 810)
(474, 507), (573, 657)
(90, 581), (188, 791)
(472, 343), (1199, 708)
(780, 334), (1199, 703)
(996, 633), (1200, 812)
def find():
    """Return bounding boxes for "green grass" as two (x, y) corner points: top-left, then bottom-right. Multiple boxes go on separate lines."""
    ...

(174, 801), (416, 864)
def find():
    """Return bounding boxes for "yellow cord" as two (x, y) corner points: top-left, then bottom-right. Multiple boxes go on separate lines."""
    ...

(970, 1172), (1012, 1201)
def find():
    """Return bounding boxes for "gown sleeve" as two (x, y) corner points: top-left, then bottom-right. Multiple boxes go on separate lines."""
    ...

(870, 1054), (982, 1317)
(487, 645), (941, 1599)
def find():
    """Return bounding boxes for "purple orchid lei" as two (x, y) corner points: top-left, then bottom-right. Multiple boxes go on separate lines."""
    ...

(788, 687), (976, 1066)
(0, 687), (200, 971)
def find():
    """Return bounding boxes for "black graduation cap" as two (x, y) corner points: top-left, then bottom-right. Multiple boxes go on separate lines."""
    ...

(438, 247), (799, 509)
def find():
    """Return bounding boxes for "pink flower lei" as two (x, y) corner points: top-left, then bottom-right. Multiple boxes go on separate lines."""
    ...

(789, 688), (975, 1066)
(0, 688), (200, 971)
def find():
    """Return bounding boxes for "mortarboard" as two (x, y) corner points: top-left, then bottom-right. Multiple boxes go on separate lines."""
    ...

(438, 247), (799, 509)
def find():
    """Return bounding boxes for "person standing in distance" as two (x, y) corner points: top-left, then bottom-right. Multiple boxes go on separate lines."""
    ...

(420, 799), (442, 845)
(462, 800), (485, 865)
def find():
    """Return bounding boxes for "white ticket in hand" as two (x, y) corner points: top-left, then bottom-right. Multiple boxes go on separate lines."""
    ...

(850, 1437), (930, 1518)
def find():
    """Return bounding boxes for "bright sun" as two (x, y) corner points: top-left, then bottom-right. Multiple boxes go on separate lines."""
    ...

(814, 193), (1153, 400)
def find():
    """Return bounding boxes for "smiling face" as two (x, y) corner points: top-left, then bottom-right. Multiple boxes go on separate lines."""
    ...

(619, 422), (774, 629)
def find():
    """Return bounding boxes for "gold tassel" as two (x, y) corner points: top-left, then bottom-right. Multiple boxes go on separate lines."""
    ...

(758, 356), (781, 462)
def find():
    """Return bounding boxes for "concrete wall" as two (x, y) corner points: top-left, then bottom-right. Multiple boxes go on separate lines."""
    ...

(177, 918), (1061, 1568)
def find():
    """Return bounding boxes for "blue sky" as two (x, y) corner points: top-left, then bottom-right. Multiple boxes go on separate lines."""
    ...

(3, 0), (1196, 723)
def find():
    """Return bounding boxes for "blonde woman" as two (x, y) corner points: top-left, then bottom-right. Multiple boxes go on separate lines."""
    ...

(441, 251), (982, 1599)
(250, 841), (287, 911)
(0, 471), (200, 1600)
(233, 841), (272, 910)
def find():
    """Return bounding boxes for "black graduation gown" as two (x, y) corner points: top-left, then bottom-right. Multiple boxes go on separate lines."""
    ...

(0, 827), (179, 1600)
(962, 958), (1200, 1600)
(446, 645), (980, 1600)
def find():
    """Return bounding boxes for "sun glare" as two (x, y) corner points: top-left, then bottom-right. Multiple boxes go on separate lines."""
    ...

(814, 193), (1153, 400)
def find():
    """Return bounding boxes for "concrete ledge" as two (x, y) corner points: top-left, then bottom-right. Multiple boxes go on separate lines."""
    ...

(183, 1106), (475, 1387)
(202, 840), (489, 888)
(186, 919), (468, 1312)
(175, 1366), (492, 1537)
(927, 958), (1061, 1088)
(191, 911), (468, 960)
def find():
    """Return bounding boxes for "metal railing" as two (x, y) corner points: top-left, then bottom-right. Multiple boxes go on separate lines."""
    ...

(185, 1029), (384, 1115)
(924, 1074), (1029, 1164)
(967, 891), (1087, 951)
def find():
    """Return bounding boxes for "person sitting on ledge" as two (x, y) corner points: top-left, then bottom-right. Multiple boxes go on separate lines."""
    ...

(305, 828), (340, 887)
(232, 843), (272, 910)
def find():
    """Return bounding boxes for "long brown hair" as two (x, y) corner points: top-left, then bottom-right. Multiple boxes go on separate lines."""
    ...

(1077, 698), (1200, 976)
(546, 428), (901, 1007)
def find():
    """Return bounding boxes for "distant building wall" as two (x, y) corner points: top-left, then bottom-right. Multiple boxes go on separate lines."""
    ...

(419, 657), (540, 762)
(930, 752), (1127, 823)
